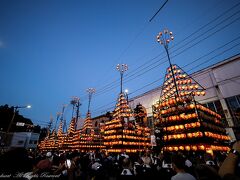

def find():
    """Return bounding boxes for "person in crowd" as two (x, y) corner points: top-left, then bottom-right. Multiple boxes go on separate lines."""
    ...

(184, 154), (194, 175)
(133, 155), (143, 176)
(203, 153), (218, 170)
(141, 151), (152, 168)
(91, 157), (105, 180)
(33, 151), (53, 174)
(0, 147), (32, 173)
(54, 152), (77, 180)
(121, 157), (133, 175)
(194, 164), (221, 180)
(171, 154), (196, 180)
(219, 141), (240, 179)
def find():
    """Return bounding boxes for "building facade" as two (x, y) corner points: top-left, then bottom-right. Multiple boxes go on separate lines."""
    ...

(10, 132), (40, 149)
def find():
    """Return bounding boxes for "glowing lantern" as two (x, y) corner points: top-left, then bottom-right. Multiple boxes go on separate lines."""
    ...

(187, 133), (193, 138)
(191, 123), (196, 128)
(190, 104), (195, 109)
(185, 146), (191, 151)
(192, 146), (197, 151)
(179, 125), (184, 129)
(181, 134), (186, 138)
(179, 146), (184, 150)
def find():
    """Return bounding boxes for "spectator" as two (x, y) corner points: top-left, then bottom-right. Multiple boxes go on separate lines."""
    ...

(119, 157), (135, 180)
(0, 147), (32, 173)
(195, 164), (221, 180)
(33, 151), (53, 174)
(219, 141), (240, 179)
(171, 154), (196, 180)
(141, 151), (152, 168)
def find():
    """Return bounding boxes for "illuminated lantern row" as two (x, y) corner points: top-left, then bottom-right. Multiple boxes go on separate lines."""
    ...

(160, 65), (206, 101)
(67, 112), (105, 152)
(38, 129), (59, 151)
(62, 118), (76, 149)
(39, 115), (105, 152)
(103, 93), (151, 153)
(68, 118), (76, 135)
(163, 144), (230, 152)
(82, 112), (93, 133)
(56, 121), (68, 150)
(153, 65), (230, 152)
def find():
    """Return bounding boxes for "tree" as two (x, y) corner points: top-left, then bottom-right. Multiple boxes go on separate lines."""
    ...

(0, 104), (33, 132)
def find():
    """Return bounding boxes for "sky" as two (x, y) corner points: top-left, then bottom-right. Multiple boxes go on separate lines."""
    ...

(0, 0), (240, 128)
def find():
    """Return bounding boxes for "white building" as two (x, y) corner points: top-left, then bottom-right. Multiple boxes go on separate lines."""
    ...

(128, 54), (240, 141)
(10, 132), (40, 149)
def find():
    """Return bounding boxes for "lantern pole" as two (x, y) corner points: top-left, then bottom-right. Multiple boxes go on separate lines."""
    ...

(156, 29), (179, 98)
(116, 64), (128, 93)
(116, 64), (128, 151)
(86, 88), (96, 114)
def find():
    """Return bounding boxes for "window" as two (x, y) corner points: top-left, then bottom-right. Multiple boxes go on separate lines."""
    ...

(207, 102), (215, 112)
(226, 95), (240, 127)
(205, 100), (228, 127)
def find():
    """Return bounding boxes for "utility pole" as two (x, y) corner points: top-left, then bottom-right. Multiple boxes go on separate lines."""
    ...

(3, 105), (31, 149)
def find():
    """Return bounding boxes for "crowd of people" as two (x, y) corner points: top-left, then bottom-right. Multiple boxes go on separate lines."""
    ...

(0, 141), (239, 180)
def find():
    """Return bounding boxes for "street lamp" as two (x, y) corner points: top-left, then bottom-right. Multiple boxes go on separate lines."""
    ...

(3, 105), (31, 147)
(156, 29), (179, 97)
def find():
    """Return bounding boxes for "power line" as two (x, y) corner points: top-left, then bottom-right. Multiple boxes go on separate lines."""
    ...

(66, 1), (240, 118)
(91, 14), (240, 100)
(149, 0), (169, 22)
(91, 38), (240, 116)
(170, 1), (240, 50)
(85, 3), (240, 101)
(80, 1), (170, 97)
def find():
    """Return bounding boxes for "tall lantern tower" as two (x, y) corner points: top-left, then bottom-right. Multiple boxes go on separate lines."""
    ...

(153, 29), (230, 154)
(102, 64), (151, 153)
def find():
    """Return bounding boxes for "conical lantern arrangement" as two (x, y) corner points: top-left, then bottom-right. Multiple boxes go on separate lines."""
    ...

(69, 112), (104, 152)
(102, 64), (151, 153)
(152, 56), (230, 153)
(38, 116), (55, 151)
(153, 29), (230, 153)
(38, 129), (59, 151)
(61, 117), (76, 151)
(69, 89), (105, 152)
(57, 120), (68, 150)
(38, 111), (62, 151)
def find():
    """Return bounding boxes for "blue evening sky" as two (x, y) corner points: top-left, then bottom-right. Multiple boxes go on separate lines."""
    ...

(0, 0), (239, 128)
